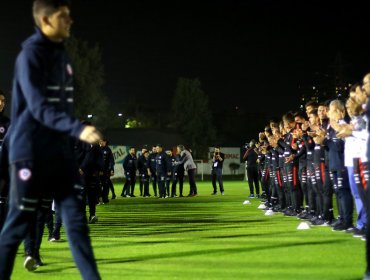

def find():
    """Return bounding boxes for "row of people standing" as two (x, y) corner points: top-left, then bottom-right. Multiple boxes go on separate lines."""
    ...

(121, 144), (198, 198)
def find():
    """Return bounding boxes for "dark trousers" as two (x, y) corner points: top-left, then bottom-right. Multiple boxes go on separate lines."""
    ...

(330, 169), (354, 226)
(188, 169), (197, 195)
(45, 203), (63, 239)
(122, 173), (136, 196)
(0, 160), (100, 280)
(247, 166), (259, 195)
(0, 179), (9, 233)
(212, 168), (224, 193)
(150, 174), (157, 196)
(172, 173), (184, 196)
(157, 174), (166, 198)
(100, 175), (113, 202)
(140, 175), (150, 196)
(82, 176), (99, 218)
(24, 197), (52, 258)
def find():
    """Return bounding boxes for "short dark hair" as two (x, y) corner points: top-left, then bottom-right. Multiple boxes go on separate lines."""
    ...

(33, 0), (71, 27)
(349, 83), (361, 93)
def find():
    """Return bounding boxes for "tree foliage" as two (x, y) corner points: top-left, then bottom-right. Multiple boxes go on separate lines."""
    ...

(171, 78), (216, 158)
(65, 36), (109, 129)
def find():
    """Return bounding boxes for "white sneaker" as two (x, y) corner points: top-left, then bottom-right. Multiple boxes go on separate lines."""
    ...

(24, 256), (37, 272)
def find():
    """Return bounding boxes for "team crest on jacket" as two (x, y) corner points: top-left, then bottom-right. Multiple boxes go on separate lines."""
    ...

(0, 127), (4, 133)
(66, 64), (73, 75)
(19, 168), (32, 181)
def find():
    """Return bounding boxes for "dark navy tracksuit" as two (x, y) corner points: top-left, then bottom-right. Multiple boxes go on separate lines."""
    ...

(0, 28), (100, 279)
(80, 144), (104, 219)
(122, 153), (137, 197)
(147, 152), (158, 196)
(137, 155), (150, 196)
(323, 126), (353, 226)
(172, 154), (184, 196)
(166, 156), (175, 196)
(243, 148), (259, 196)
(156, 152), (169, 198)
(100, 145), (115, 201)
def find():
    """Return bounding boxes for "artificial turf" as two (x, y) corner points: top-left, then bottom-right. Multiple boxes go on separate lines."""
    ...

(10, 180), (366, 280)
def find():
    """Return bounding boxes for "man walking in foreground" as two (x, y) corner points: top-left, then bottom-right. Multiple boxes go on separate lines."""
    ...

(0, 1), (102, 279)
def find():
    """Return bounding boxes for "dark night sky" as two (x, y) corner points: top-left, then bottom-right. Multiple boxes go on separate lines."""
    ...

(1, 1), (370, 131)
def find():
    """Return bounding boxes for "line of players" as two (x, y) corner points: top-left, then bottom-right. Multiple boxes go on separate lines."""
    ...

(250, 73), (370, 240)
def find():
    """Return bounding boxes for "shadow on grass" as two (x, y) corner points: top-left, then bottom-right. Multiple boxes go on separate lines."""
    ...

(95, 239), (346, 265)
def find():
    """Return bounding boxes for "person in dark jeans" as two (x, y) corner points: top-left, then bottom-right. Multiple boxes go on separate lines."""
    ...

(243, 140), (260, 198)
(211, 147), (225, 195)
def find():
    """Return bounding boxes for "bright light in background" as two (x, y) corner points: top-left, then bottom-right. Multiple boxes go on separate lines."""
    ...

(87, 114), (93, 119)
(118, 113), (123, 117)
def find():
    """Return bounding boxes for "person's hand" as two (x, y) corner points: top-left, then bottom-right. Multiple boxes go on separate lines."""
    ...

(285, 155), (294, 163)
(336, 126), (353, 139)
(110, 171), (114, 177)
(79, 125), (102, 144)
(79, 168), (84, 175)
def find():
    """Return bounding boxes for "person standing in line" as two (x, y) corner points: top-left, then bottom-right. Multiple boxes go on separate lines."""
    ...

(137, 149), (150, 197)
(165, 149), (175, 197)
(121, 147), (137, 197)
(155, 145), (169, 198)
(172, 151), (184, 197)
(176, 145), (198, 197)
(211, 146), (225, 195)
(137, 146), (149, 196)
(0, 1), (102, 278)
(147, 145), (158, 197)
(99, 138), (115, 201)
(243, 140), (260, 198)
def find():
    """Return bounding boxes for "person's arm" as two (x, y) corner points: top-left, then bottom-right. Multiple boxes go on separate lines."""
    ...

(17, 49), (101, 143)
(176, 152), (189, 165)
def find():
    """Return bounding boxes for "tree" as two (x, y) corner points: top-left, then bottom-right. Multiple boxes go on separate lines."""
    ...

(171, 78), (216, 158)
(65, 36), (109, 129)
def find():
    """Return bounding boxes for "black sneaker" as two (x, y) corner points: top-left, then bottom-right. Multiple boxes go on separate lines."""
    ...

(111, 194), (116, 199)
(249, 194), (255, 198)
(332, 223), (353, 232)
(353, 227), (366, 238)
(24, 256), (37, 272)
(311, 218), (325, 226)
(211, 192), (217, 195)
(255, 194), (260, 198)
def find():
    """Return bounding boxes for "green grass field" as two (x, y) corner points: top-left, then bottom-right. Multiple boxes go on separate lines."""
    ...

(11, 180), (366, 280)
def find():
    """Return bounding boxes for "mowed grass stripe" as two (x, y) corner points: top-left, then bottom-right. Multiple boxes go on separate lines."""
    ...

(10, 180), (365, 280)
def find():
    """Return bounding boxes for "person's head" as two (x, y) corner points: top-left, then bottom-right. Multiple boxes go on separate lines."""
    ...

(305, 101), (318, 116)
(33, 0), (73, 42)
(129, 147), (135, 155)
(214, 146), (221, 153)
(152, 145), (157, 153)
(308, 109), (320, 126)
(165, 150), (172, 157)
(0, 92), (5, 112)
(156, 144), (163, 153)
(328, 99), (345, 121)
(177, 144), (185, 154)
(294, 111), (307, 124)
(143, 150), (149, 159)
(249, 140), (256, 147)
(362, 73), (370, 96)
(264, 126), (272, 137)
(99, 138), (108, 147)
(141, 145), (148, 154)
(282, 112), (296, 130)
(349, 83), (367, 107)
(317, 103), (328, 121)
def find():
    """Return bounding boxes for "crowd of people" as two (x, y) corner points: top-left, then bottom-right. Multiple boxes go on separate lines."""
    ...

(243, 72), (370, 279)
(0, 0), (370, 279)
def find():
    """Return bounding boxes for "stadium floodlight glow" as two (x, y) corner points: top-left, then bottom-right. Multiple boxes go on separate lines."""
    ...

(87, 114), (93, 119)
(118, 113), (123, 117)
